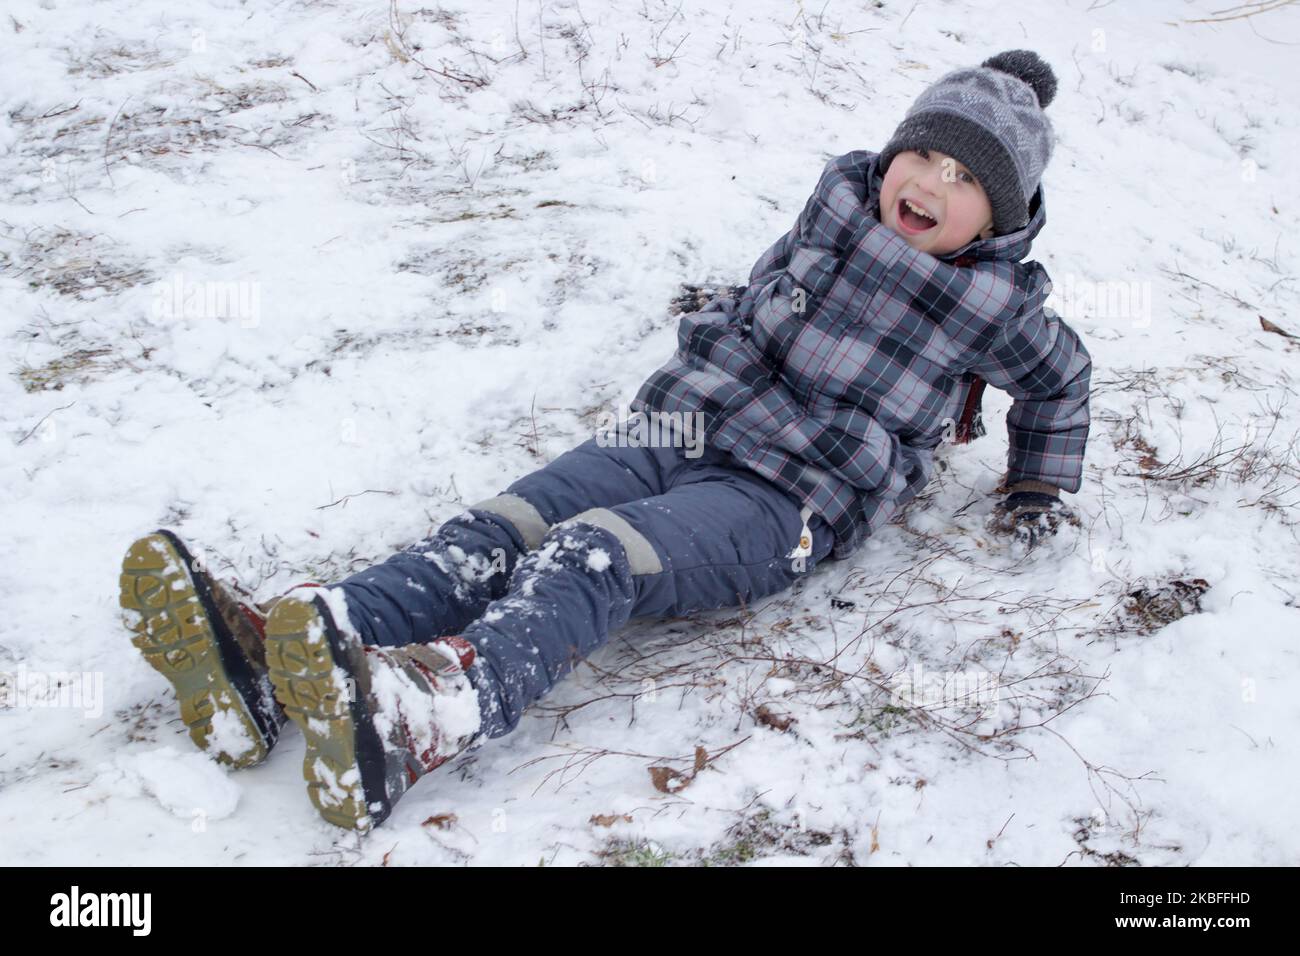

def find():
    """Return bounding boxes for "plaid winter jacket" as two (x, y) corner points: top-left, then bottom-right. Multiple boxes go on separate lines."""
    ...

(631, 149), (1092, 560)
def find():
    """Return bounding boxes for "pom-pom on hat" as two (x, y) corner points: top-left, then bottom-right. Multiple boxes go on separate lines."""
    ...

(878, 50), (1058, 236)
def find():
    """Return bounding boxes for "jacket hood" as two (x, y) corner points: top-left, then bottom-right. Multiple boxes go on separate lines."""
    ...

(864, 150), (1046, 265)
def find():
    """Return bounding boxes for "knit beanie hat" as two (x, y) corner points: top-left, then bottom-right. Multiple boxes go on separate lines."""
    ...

(878, 50), (1058, 236)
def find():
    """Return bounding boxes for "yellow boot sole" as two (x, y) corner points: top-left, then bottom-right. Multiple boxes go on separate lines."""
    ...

(264, 596), (378, 833)
(119, 532), (270, 769)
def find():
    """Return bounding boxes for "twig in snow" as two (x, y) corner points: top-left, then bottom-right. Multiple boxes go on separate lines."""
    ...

(1184, 0), (1297, 23)
(102, 97), (129, 186)
(16, 402), (75, 445)
(1159, 263), (1254, 310)
(315, 489), (399, 510)
(899, 1), (920, 30)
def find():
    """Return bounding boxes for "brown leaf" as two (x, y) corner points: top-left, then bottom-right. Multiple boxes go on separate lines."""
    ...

(693, 745), (709, 774)
(382, 843), (398, 866)
(755, 703), (795, 732)
(1260, 315), (1295, 338)
(421, 813), (457, 830)
(1129, 435), (1161, 472)
(648, 765), (692, 793)
(590, 813), (634, 828)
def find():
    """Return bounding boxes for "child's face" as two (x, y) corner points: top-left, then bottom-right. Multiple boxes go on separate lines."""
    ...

(879, 148), (995, 256)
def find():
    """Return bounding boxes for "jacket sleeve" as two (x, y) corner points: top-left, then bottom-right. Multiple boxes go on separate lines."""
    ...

(747, 226), (795, 286)
(966, 270), (1092, 494)
(738, 222), (796, 321)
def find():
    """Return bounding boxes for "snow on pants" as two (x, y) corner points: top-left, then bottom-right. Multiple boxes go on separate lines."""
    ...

(330, 436), (836, 739)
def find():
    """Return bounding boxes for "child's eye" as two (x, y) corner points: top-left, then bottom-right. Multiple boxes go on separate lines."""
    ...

(959, 171), (974, 184)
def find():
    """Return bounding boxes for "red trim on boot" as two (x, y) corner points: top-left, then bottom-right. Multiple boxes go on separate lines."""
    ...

(399, 662), (454, 776)
(439, 636), (477, 673)
(237, 603), (267, 640)
(361, 647), (460, 777)
(240, 583), (322, 641)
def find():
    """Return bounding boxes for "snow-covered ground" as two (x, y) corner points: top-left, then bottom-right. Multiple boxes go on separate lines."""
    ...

(2, 0), (1298, 866)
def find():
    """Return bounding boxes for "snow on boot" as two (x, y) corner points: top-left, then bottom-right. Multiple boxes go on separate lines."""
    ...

(119, 529), (288, 768)
(263, 591), (482, 833)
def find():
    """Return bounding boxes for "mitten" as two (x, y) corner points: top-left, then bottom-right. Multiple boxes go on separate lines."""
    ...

(989, 481), (1077, 549)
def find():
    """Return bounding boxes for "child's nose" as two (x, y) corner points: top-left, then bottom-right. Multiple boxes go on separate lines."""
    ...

(916, 165), (947, 196)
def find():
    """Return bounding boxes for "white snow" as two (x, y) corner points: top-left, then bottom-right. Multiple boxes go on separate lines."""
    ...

(102, 747), (240, 821)
(310, 757), (352, 808)
(2, 0), (1299, 865)
(205, 699), (256, 762)
(368, 647), (482, 760)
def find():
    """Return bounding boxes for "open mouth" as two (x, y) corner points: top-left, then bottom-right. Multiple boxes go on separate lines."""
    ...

(896, 197), (938, 234)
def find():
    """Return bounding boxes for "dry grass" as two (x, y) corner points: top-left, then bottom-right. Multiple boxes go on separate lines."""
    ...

(18, 347), (118, 393)
(1, 227), (151, 298)
(64, 39), (176, 79)
(6, 70), (320, 189)
(589, 806), (855, 866)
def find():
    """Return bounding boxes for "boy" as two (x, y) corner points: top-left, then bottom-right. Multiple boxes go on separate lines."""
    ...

(119, 50), (1090, 833)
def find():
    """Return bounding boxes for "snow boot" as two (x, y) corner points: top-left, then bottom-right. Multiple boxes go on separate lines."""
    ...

(263, 592), (482, 833)
(119, 530), (289, 768)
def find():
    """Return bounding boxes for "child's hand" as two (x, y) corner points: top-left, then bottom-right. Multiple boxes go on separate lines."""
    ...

(988, 485), (1078, 550)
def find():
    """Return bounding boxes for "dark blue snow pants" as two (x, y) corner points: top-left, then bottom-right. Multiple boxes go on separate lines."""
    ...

(331, 436), (836, 739)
